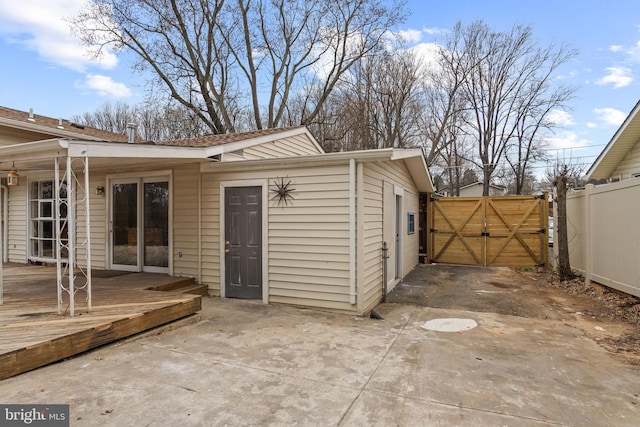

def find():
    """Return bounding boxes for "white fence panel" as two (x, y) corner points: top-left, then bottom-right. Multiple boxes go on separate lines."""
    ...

(565, 180), (640, 297)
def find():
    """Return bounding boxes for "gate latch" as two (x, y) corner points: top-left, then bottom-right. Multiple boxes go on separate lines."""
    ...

(481, 232), (490, 237)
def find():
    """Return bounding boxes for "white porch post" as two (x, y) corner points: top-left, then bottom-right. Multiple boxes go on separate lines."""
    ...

(56, 155), (92, 316)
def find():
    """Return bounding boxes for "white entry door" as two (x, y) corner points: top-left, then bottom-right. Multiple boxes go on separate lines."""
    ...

(110, 176), (170, 273)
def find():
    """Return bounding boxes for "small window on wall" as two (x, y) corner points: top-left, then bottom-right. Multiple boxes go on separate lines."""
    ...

(29, 180), (68, 262)
(407, 212), (415, 235)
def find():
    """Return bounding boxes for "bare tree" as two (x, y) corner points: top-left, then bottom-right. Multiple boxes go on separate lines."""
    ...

(70, 0), (406, 134)
(73, 100), (209, 141)
(442, 21), (577, 195)
(546, 161), (584, 280)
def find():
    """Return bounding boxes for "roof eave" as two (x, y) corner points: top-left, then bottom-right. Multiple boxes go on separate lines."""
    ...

(0, 116), (111, 142)
(587, 99), (640, 180)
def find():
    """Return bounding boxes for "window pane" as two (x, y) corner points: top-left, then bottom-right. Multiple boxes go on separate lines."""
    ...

(42, 240), (54, 258)
(144, 182), (169, 268)
(41, 181), (53, 199)
(112, 183), (138, 266)
(41, 201), (53, 218)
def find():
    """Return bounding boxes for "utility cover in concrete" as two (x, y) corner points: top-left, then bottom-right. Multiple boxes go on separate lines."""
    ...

(421, 318), (478, 332)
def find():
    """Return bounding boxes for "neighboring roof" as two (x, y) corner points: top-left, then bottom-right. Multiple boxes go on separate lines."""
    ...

(459, 181), (505, 191)
(587, 99), (640, 180)
(0, 105), (129, 142)
(439, 181), (505, 193)
(157, 126), (311, 147)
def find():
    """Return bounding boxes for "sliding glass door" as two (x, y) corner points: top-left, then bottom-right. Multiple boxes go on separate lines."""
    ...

(110, 176), (170, 273)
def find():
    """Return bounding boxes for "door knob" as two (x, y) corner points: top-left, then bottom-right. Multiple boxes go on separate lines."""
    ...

(225, 249), (231, 254)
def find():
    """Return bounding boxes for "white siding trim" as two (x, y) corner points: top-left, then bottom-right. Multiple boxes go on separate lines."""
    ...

(219, 179), (269, 303)
(356, 161), (365, 312)
(349, 159), (357, 305)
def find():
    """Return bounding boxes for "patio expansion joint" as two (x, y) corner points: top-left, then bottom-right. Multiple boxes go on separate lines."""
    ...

(336, 312), (414, 426)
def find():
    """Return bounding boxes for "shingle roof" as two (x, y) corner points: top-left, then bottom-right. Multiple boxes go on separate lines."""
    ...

(155, 126), (307, 147)
(0, 105), (129, 142)
(0, 105), (309, 148)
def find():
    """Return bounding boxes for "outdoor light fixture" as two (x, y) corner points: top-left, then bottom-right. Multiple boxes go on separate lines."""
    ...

(7, 162), (19, 186)
(95, 186), (105, 196)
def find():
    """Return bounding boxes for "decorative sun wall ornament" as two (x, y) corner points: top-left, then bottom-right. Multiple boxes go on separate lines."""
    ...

(270, 176), (296, 206)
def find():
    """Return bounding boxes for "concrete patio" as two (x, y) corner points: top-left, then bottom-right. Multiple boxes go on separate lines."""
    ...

(1, 292), (638, 426)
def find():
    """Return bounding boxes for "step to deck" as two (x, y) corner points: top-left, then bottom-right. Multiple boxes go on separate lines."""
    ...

(147, 277), (208, 296)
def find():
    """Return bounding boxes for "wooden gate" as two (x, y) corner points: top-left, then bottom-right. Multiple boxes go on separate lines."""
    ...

(428, 194), (549, 267)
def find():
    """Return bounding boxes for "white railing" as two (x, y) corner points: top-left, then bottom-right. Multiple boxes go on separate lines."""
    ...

(564, 179), (640, 297)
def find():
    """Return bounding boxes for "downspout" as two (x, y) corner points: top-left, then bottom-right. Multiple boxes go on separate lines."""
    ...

(349, 158), (356, 305)
(197, 170), (202, 285)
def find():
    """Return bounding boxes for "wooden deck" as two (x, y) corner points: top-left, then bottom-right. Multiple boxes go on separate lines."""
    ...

(0, 264), (202, 380)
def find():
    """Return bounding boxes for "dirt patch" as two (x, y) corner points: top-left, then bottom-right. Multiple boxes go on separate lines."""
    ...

(388, 264), (640, 364)
(542, 272), (640, 364)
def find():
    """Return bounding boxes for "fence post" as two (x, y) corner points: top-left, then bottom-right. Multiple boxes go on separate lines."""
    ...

(584, 184), (594, 286)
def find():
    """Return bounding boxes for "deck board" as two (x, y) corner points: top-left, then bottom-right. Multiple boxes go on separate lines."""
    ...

(0, 264), (201, 380)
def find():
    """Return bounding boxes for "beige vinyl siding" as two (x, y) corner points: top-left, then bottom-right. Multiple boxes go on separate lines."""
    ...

(613, 142), (640, 179)
(0, 128), (51, 147)
(200, 176), (221, 294)
(201, 164), (353, 311)
(172, 165), (200, 277)
(241, 134), (322, 159)
(76, 172), (108, 269)
(360, 161), (420, 313)
(7, 181), (27, 263)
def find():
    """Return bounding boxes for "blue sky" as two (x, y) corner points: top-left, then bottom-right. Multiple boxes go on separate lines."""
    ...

(1, 0), (639, 172)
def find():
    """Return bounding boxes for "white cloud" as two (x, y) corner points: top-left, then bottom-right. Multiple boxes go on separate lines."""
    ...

(593, 107), (626, 126)
(586, 122), (598, 128)
(423, 26), (447, 35)
(544, 130), (589, 150)
(595, 67), (633, 88)
(626, 40), (640, 62)
(408, 42), (441, 72)
(0, 0), (118, 72)
(609, 45), (623, 52)
(80, 74), (131, 97)
(547, 109), (575, 126)
(397, 29), (422, 43)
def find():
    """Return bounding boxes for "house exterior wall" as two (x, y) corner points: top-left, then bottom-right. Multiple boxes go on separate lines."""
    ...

(7, 164), (202, 276)
(0, 127), (51, 146)
(611, 142), (640, 180)
(201, 163), (354, 312)
(362, 161), (419, 313)
(241, 134), (323, 159)
(172, 164), (200, 278)
(200, 157), (421, 314)
(76, 171), (108, 269)
(7, 181), (27, 263)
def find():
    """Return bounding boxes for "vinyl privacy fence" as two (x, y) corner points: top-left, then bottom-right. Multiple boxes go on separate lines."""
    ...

(564, 179), (640, 297)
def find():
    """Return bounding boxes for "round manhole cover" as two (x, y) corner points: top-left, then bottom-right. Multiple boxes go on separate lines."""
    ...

(421, 318), (478, 332)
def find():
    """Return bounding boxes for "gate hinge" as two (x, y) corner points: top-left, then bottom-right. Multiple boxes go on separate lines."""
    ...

(430, 228), (438, 233)
(534, 194), (545, 200)
(539, 228), (546, 234)
(481, 232), (490, 237)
